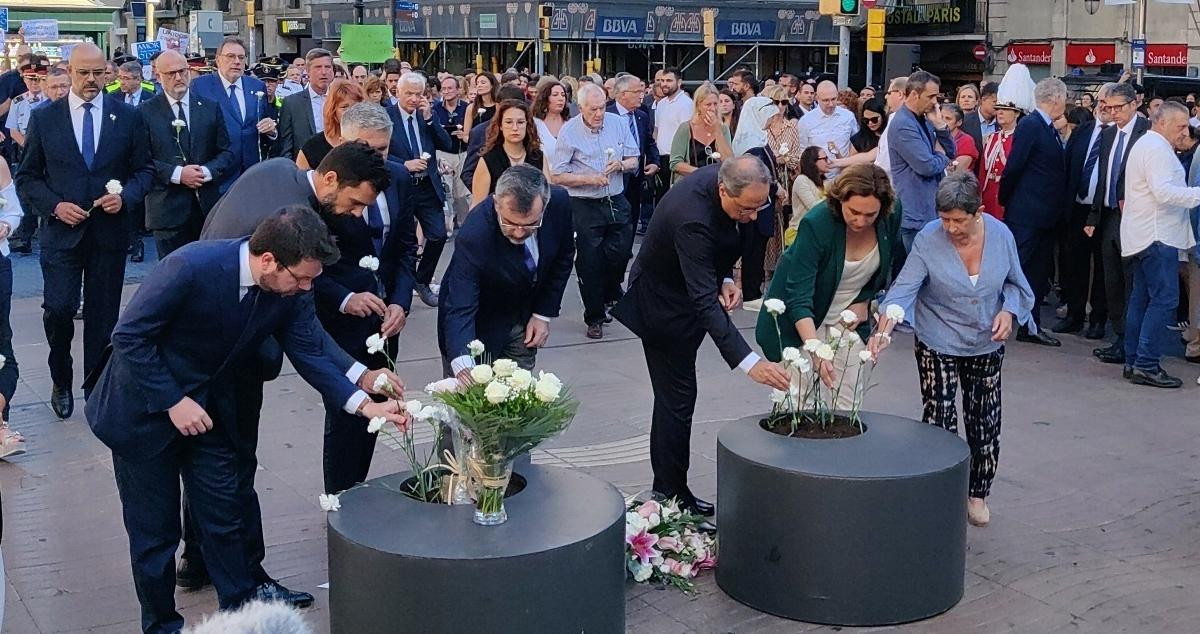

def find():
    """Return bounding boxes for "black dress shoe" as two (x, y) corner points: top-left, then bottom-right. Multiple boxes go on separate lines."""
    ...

(415, 283), (439, 307)
(696, 519), (717, 534)
(50, 385), (73, 419)
(254, 581), (314, 608)
(1051, 318), (1084, 334)
(1130, 367), (1183, 388)
(176, 557), (211, 590)
(1016, 331), (1061, 347)
(1084, 323), (1107, 340)
(690, 497), (715, 516)
(1122, 365), (1133, 380)
(129, 240), (144, 263)
(8, 239), (30, 254)
(586, 323), (603, 339)
(1093, 345), (1125, 364)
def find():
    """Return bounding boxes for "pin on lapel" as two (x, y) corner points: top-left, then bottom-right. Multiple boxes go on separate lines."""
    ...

(109, 114), (116, 121)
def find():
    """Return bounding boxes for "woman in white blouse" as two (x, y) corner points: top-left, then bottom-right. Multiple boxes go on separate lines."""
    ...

(531, 80), (568, 175)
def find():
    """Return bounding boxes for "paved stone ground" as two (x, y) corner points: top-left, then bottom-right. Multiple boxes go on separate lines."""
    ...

(2, 240), (1199, 633)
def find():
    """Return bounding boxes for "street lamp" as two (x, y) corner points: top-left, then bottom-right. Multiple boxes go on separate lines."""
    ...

(1084, 0), (1100, 16)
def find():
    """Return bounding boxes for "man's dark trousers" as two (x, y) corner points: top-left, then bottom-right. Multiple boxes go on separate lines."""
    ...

(1008, 223), (1054, 327)
(1099, 206), (1132, 344)
(1063, 202), (1107, 327)
(114, 427), (255, 634)
(1124, 241), (1178, 371)
(412, 177), (447, 286)
(643, 332), (704, 502)
(572, 194), (632, 325)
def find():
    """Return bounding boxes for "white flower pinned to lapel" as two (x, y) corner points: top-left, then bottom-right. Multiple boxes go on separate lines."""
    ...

(253, 91), (265, 98)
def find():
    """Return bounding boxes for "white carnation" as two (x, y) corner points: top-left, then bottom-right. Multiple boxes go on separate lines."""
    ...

(372, 373), (393, 393)
(425, 377), (461, 394)
(885, 304), (906, 323)
(858, 350), (873, 363)
(467, 339), (485, 358)
(365, 333), (386, 354)
(105, 179), (123, 195)
(840, 309), (858, 325)
(827, 326), (843, 341)
(763, 298), (787, 316)
(781, 347), (802, 365)
(318, 493), (341, 512)
(803, 339), (822, 353)
(171, 119), (186, 129)
(815, 343), (834, 361)
(358, 255), (380, 271)
(366, 416), (386, 434)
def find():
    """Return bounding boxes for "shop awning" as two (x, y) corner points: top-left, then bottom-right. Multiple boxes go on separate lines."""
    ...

(6, 0), (120, 8)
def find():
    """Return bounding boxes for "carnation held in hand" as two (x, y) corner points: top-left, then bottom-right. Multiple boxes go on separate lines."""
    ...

(366, 416), (386, 434)
(815, 343), (835, 361)
(763, 298), (787, 316)
(105, 179), (123, 195)
(858, 350), (873, 363)
(467, 339), (486, 358)
(365, 333), (386, 355)
(372, 373), (393, 393)
(840, 309), (858, 326)
(885, 304), (906, 323)
(359, 255), (380, 271)
(803, 339), (822, 353)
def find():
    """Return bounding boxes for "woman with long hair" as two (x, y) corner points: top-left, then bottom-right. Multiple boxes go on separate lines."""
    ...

(956, 83), (980, 114)
(718, 89), (741, 139)
(296, 78), (364, 169)
(463, 71), (499, 132)
(669, 81), (733, 183)
(470, 99), (547, 205)
(531, 80), (568, 162)
(788, 146), (831, 240)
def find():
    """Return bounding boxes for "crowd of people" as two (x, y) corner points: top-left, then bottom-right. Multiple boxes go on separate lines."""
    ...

(0, 36), (1196, 632)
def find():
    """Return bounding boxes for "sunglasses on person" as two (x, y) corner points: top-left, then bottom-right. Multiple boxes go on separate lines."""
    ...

(772, 99), (789, 106)
(863, 115), (882, 124)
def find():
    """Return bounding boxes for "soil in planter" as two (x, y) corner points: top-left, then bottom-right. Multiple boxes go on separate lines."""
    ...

(398, 472), (529, 503)
(760, 413), (865, 439)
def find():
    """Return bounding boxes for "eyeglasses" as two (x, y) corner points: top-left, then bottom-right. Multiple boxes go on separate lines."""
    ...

(498, 215), (544, 231)
(735, 200), (773, 217)
(282, 264), (316, 284)
(1100, 101), (1132, 112)
(160, 68), (188, 78)
(221, 53), (247, 61)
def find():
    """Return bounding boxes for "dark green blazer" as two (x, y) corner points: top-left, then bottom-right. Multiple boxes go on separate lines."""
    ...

(755, 200), (901, 361)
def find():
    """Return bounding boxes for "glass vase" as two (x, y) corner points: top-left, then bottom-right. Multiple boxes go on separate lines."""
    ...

(468, 448), (512, 526)
(447, 423), (473, 505)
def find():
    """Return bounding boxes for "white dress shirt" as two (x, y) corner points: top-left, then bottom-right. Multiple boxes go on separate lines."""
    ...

(1076, 123), (1107, 206)
(219, 74), (247, 121)
(652, 90), (693, 156)
(1103, 116), (1139, 208)
(397, 107), (423, 155)
(68, 90), (104, 154)
(165, 91), (212, 184)
(337, 192), (393, 313)
(1120, 130), (1200, 257)
(309, 86), (326, 133)
(123, 89), (144, 107)
(238, 241), (369, 413)
(797, 106), (859, 175)
(874, 112), (897, 175)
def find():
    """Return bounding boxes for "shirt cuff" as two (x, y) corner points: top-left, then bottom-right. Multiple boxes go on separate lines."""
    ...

(345, 362), (367, 384)
(170, 166), (182, 184)
(532, 313), (552, 322)
(722, 277), (734, 285)
(338, 293), (354, 314)
(450, 355), (475, 375)
(343, 390), (369, 416)
(200, 167), (212, 182)
(737, 352), (761, 373)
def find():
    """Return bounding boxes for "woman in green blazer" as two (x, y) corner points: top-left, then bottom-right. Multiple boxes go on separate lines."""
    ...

(755, 163), (900, 409)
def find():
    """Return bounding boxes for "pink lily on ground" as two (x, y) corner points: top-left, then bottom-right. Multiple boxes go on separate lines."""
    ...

(627, 529), (661, 565)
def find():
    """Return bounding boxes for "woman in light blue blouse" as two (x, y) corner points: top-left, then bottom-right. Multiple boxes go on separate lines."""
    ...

(868, 171), (1035, 528)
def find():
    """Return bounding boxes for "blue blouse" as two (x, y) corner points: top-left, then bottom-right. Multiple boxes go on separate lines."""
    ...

(882, 214), (1036, 357)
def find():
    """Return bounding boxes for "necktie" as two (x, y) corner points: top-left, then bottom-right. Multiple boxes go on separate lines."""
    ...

(1079, 128), (1104, 199)
(523, 241), (537, 277)
(81, 102), (96, 169)
(366, 203), (385, 255)
(238, 286), (260, 327)
(175, 100), (188, 127)
(229, 84), (243, 123)
(1107, 130), (1126, 208)
(126, 93), (133, 105)
(407, 115), (420, 157)
(628, 112), (641, 170)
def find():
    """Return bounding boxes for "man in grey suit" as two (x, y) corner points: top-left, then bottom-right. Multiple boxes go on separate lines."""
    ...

(273, 47), (334, 159)
(176, 142), (392, 601)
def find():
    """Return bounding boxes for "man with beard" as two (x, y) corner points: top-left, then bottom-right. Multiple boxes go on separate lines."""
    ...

(650, 68), (692, 228)
(174, 142), (394, 605)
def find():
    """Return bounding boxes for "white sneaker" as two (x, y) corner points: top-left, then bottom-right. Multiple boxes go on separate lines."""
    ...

(742, 299), (763, 313)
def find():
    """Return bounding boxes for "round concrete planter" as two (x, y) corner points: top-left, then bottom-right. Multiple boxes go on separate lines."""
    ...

(716, 412), (970, 626)
(328, 464), (626, 634)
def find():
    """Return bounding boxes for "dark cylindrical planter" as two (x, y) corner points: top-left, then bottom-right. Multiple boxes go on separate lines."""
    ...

(328, 464), (625, 634)
(716, 412), (970, 626)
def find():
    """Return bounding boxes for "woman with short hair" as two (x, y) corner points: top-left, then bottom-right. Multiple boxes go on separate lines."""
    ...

(869, 171), (1036, 527)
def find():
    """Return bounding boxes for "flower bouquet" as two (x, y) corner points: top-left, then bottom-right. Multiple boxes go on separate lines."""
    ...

(625, 498), (716, 593)
(431, 341), (578, 525)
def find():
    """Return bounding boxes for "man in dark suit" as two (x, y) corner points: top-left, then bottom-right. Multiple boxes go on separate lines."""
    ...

(610, 158), (790, 521)
(312, 103), (419, 493)
(961, 81), (997, 160)
(460, 85), (528, 189)
(387, 71), (456, 308)
(274, 47), (334, 159)
(439, 165), (575, 380)
(141, 50), (235, 258)
(607, 74), (660, 282)
(998, 77), (1070, 346)
(1086, 82), (1149, 364)
(15, 43), (153, 419)
(178, 142), (391, 598)
(1054, 83), (1113, 339)
(84, 208), (407, 634)
(114, 60), (155, 107)
(190, 37), (277, 193)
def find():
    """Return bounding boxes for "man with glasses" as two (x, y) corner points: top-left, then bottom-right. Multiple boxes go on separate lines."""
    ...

(607, 75), (659, 270)
(191, 37), (277, 192)
(6, 55), (48, 150)
(439, 164), (574, 380)
(15, 43), (154, 420)
(611, 157), (791, 526)
(871, 76), (909, 177)
(1087, 81), (1150, 364)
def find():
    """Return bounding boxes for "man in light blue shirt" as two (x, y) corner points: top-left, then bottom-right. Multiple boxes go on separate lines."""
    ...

(550, 83), (639, 339)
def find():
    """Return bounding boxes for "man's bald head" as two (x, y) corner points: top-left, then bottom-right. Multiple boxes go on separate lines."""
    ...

(816, 80), (839, 115)
(68, 43), (106, 100)
(156, 50), (190, 99)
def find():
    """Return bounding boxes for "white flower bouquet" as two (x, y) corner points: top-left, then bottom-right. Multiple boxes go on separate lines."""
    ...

(625, 498), (716, 593)
(433, 341), (578, 524)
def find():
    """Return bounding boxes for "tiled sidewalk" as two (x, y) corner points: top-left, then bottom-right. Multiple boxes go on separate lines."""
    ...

(2, 269), (1199, 632)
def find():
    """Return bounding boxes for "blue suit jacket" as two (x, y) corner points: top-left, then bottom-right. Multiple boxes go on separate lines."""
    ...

(437, 187), (575, 361)
(606, 102), (660, 175)
(191, 74), (270, 191)
(314, 160), (418, 360)
(84, 239), (359, 461)
(887, 105), (955, 230)
(999, 111), (1069, 229)
(385, 103), (455, 203)
(15, 94), (153, 251)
